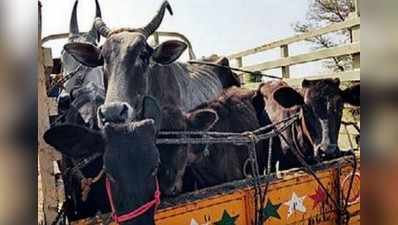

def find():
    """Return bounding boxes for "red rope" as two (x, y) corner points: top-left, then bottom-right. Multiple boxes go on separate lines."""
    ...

(106, 177), (161, 224)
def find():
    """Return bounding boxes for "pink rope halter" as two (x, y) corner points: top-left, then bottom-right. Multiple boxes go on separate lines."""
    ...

(106, 176), (161, 224)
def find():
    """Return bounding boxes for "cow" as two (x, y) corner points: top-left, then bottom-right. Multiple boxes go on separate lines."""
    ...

(51, 82), (108, 220)
(58, 0), (105, 109)
(47, 0), (110, 220)
(61, 1), (240, 130)
(254, 79), (360, 170)
(47, 0), (108, 220)
(156, 87), (266, 195)
(45, 97), (162, 225)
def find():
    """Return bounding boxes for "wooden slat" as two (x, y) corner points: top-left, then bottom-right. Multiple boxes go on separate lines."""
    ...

(351, 25), (360, 70)
(48, 97), (58, 116)
(39, 47), (61, 225)
(281, 45), (290, 78)
(227, 17), (360, 59)
(38, 3), (62, 224)
(285, 70), (360, 87)
(243, 70), (360, 90)
(354, 0), (360, 17)
(242, 42), (360, 72)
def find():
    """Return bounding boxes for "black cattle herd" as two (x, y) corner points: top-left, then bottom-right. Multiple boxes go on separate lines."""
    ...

(43, 1), (360, 224)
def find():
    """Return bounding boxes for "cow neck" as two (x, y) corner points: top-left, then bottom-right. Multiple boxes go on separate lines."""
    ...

(291, 117), (307, 160)
(290, 107), (315, 159)
(70, 94), (91, 109)
(300, 108), (315, 147)
(105, 176), (160, 225)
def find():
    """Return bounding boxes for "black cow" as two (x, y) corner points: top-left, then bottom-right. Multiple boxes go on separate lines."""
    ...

(50, 82), (108, 220)
(45, 96), (162, 225)
(255, 79), (360, 170)
(58, 0), (105, 104)
(62, 1), (240, 130)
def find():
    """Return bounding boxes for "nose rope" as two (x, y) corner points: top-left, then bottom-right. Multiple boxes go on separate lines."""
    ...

(106, 176), (161, 224)
(81, 168), (105, 202)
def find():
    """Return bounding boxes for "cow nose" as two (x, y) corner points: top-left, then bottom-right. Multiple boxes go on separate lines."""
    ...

(325, 145), (339, 155)
(97, 102), (135, 127)
(316, 144), (340, 158)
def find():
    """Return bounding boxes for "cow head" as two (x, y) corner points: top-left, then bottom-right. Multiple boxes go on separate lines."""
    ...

(63, 1), (188, 129)
(44, 96), (161, 224)
(272, 79), (360, 157)
(56, 82), (104, 129)
(59, 0), (104, 101)
(157, 106), (218, 196)
(70, 82), (105, 129)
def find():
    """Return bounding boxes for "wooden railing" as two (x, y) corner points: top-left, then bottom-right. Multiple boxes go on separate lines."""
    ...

(227, 14), (360, 85)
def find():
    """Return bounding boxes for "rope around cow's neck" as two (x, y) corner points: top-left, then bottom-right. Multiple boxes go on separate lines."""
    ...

(81, 168), (105, 202)
(47, 64), (86, 94)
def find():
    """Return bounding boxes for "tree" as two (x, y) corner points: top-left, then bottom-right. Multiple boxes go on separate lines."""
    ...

(293, 0), (356, 72)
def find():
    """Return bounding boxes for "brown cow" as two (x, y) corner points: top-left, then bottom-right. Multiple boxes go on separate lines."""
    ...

(255, 79), (360, 170)
(157, 87), (266, 195)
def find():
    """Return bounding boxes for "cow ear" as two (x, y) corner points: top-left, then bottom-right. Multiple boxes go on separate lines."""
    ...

(273, 87), (304, 108)
(43, 124), (104, 159)
(141, 96), (162, 131)
(151, 40), (187, 65)
(341, 84), (360, 106)
(188, 109), (218, 131)
(64, 42), (104, 67)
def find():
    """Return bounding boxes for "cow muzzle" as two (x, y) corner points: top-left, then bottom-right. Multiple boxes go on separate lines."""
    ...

(97, 102), (135, 128)
(315, 143), (340, 159)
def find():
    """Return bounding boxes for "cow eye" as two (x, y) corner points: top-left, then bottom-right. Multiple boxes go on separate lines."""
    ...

(151, 165), (159, 176)
(327, 101), (332, 111)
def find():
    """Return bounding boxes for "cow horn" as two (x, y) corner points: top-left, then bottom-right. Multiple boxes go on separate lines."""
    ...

(142, 1), (173, 38)
(69, 0), (79, 36)
(94, 17), (111, 38)
(88, 0), (103, 42)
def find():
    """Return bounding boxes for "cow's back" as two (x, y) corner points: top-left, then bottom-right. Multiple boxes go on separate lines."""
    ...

(148, 61), (237, 111)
